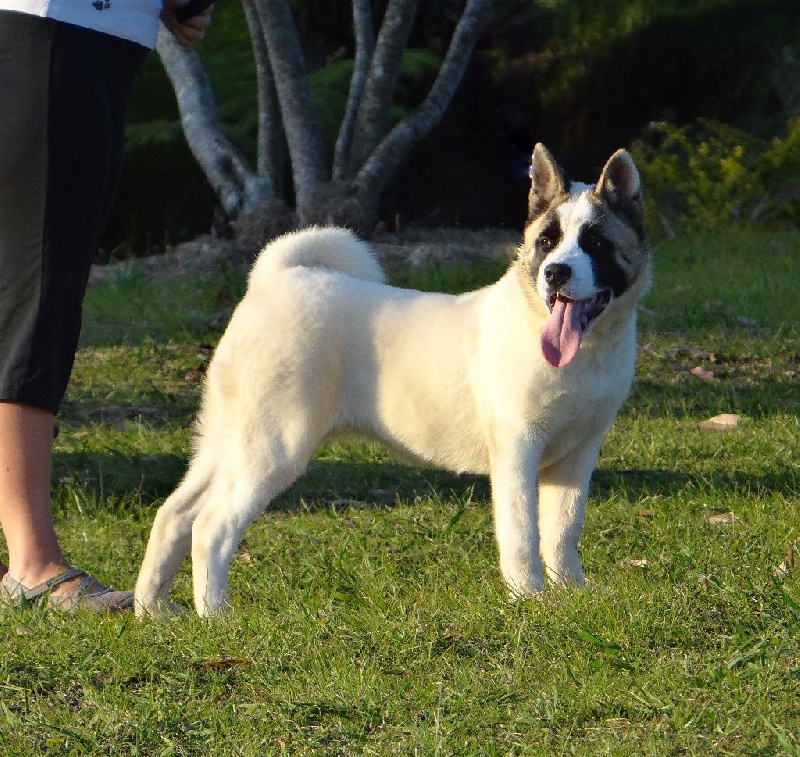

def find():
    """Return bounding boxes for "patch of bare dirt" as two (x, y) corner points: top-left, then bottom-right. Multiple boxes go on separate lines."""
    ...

(89, 225), (521, 285)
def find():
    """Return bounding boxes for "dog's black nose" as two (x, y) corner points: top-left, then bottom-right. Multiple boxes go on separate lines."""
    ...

(544, 263), (571, 288)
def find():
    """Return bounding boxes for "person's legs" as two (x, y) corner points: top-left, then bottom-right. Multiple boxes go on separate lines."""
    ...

(0, 15), (147, 605)
(0, 14), (57, 587)
(0, 404), (62, 585)
(0, 403), (116, 597)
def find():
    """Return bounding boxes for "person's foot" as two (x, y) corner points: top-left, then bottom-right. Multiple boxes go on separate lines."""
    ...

(0, 567), (133, 612)
(6, 561), (104, 598)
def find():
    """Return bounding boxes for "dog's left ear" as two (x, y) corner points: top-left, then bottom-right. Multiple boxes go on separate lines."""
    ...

(596, 150), (644, 231)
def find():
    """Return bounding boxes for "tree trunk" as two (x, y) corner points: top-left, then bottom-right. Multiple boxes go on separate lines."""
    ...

(156, 27), (272, 217)
(332, 0), (375, 181)
(252, 0), (329, 221)
(161, 0), (497, 235)
(242, 0), (285, 196)
(354, 0), (497, 203)
(348, 0), (420, 174)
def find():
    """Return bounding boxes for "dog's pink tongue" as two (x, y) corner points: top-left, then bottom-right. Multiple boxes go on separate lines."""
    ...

(541, 298), (583, 367)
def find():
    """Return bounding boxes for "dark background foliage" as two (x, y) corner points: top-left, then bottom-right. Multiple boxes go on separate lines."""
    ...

(105, 0), (800, 259)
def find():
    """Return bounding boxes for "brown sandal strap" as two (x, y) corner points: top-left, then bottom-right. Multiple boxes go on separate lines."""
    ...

(71, 573), (112, 599)
(17, 567), (88, 602)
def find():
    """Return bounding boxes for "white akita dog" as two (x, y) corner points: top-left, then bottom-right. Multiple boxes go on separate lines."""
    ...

(136, 145), (652, 616)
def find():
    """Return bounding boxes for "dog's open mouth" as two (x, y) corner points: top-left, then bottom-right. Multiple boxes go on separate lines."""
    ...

(541, 289), (612, 368)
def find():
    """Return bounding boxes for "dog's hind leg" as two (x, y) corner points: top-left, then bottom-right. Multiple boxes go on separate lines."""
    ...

(135, 460), (217, 617)
(190, 453), (310, 616)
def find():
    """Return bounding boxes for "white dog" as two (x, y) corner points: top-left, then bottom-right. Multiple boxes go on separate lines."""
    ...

(135, 145), (652, 616)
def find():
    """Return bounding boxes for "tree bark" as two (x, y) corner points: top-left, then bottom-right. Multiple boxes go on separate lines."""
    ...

(354, 0), (497, 202)
(161, 0), (497, 233)
(156, 26), (272, 217)
(252, 0), (329, 219)
(243, 0), (285, 196)
(348, 0), (420, 174)
(332, 0), (375, 180)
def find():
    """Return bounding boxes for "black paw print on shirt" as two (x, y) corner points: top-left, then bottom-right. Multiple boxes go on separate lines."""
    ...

(92, 0), (112, 9)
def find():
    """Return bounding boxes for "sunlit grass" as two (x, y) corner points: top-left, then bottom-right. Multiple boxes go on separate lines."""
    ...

(1, 231), (798, 755)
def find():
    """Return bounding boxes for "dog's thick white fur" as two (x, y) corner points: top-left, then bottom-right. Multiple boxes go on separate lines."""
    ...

(135, 146), (652, 616)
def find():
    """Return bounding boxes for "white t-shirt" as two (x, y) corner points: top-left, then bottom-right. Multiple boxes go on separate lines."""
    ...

(0, 0), (162, 48)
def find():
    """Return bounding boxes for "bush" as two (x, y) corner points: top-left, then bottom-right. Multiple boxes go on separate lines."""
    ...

(631, 117), (800, 238)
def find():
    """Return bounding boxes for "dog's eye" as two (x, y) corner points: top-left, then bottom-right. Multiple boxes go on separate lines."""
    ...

(536, 222), (560, 254)
(580, 229), (612, 256)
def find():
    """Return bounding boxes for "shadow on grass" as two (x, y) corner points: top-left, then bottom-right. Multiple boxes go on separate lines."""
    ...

(52, 448), (491, 513)
(51, 447), (797, 517)
(593, 466), (798, 501)
(628, 376), (800, 419)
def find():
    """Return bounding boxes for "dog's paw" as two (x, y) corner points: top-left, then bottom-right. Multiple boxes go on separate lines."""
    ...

(507, 587), (545, 604)
(545, 568), (586, 588)
(134, 597), (185, 620)
(504, 573), (546, 602)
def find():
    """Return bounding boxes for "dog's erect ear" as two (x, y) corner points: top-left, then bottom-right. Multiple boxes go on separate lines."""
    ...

(595, 149), (645, 232)
(528, 143), (568, 221)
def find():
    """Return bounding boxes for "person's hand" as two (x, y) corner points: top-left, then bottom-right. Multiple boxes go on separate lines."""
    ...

(160, 0), (214, 47)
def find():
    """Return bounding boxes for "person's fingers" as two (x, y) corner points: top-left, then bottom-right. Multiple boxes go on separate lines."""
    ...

(160, 3), (214, 48)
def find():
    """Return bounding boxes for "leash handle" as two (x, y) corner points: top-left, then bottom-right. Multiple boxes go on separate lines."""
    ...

(174, 0), (214, 23)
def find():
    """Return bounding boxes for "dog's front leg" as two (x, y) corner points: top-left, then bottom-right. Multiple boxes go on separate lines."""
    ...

(537, 434), (604, 586)
(490, 436), (544, 598)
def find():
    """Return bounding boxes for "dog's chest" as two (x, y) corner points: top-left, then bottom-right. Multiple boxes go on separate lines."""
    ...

(525, 339), (634, 457)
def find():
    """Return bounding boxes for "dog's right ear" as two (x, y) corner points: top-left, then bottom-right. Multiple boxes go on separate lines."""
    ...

(528, 144), (569, 221)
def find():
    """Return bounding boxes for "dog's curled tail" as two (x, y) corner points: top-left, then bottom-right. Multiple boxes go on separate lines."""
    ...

(249, 226), (386, 285)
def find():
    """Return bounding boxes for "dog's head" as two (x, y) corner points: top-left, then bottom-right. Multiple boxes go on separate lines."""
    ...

(518, 144), (652, 368)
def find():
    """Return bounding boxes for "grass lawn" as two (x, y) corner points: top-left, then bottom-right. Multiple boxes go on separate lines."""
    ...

(1, 230), (799, 755)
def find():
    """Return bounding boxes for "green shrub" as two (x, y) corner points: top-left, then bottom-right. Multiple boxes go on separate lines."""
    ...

(631, 117), (800, 238)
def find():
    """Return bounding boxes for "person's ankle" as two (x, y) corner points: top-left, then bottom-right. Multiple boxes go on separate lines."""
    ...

(7, 560), (72, 590)
(7, 562), (111, 597)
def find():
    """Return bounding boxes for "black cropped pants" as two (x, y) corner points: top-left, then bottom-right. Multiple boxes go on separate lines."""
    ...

(0, 12), (147, 413)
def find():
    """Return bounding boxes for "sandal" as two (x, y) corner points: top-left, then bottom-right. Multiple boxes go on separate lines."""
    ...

(0, 567), (134, 612)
